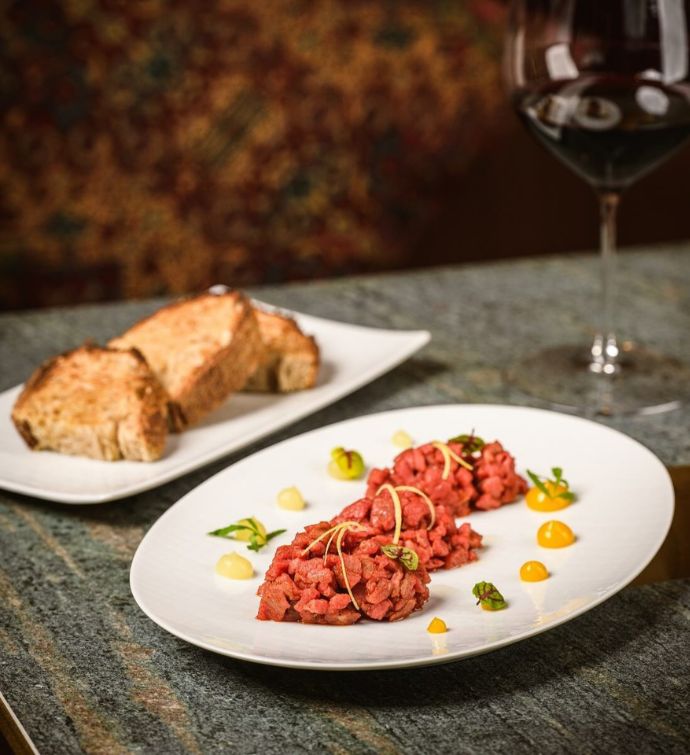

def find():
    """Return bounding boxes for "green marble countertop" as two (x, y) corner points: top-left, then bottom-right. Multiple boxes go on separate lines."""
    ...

(1, 246), (689, 753)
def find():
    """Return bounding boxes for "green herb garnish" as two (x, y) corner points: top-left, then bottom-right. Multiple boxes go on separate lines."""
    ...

(526, 467), (575, 502)
(381, 544), (420, 571)
(208, 517), (286, 553)
(472, 581), (507, 611)
(448, 431), (485, 455)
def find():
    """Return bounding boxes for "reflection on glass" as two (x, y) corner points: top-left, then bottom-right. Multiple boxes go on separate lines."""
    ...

(505, 0), (690, 415)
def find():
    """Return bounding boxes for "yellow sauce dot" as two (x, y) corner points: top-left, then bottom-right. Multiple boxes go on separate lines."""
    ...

(392, 429), (413, 449)
(277, 486), (306, 511)
(537, 520), (575, 548)
(520, 560), (549, 581)
(233, 518), (266, 542)
(328, 460), (346, 479)
(215, 552), (254, 579)
(427, 617), (448, 633)
(526, 482), (572, 511)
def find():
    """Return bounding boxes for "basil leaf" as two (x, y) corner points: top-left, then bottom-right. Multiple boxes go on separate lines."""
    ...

(526, 470), (550, 497)
(448, 432), (485, 453)
(381, 544), (419, 571)
(247, 534), (261, 553)
(208, 521), (285, 552)
(381, 544), (402, 559)
(243, 517), (262, 534)
(207, 523), (253, 539)
(472, 581), (507, 611)
(398, 548), (419, 571)
(528, 467), (577, 505)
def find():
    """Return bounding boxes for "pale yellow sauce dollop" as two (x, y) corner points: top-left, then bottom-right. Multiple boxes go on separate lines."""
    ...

(277, 486), (306, 511)
(215, 552), (254, 579)
(392, 430), (413, 449)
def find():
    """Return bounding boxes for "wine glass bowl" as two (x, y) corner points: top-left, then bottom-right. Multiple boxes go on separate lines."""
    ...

(505, 0), (690, 415)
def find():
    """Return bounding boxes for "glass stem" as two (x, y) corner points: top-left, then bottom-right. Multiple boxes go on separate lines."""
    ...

(590, 191), (621, 375)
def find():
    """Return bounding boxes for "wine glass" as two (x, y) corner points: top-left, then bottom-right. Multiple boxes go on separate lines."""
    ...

(505, 0), (690, 415)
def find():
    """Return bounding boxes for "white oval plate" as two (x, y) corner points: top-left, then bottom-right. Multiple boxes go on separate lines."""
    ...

(130, 404), (674, 671)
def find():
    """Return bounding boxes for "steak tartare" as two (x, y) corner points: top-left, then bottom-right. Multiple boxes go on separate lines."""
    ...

(256, 433), (526, 626)
(473, 441), (528, 510)
(333, 489), (482, 571)
(366, 439), (526, 516)
(257, 521), (430, 624)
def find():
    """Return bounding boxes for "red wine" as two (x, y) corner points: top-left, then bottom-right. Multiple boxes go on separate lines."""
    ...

(514, 77), (690, 192)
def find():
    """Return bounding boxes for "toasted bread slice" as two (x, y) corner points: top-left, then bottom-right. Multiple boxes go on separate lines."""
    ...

(244, 309), (319, 393)
(109, 291), (263, 430)
(12, 344), (168, 461)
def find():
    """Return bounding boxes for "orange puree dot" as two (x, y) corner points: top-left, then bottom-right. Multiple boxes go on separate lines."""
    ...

(520, 560), (549, 581)
(537, 520), (575, 548)
(526, 482), (572, 511)
(427, 617), (447, 634)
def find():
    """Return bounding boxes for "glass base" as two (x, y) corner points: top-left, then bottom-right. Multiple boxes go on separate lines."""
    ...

(507, 342), (690, 416)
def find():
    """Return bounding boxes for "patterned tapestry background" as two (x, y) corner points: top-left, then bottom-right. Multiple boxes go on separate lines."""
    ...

(0, 1), (506, 309)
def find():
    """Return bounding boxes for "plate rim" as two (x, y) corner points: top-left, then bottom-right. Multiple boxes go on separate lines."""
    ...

(0, 308), (430, 504)
(129, 402), (675, 671)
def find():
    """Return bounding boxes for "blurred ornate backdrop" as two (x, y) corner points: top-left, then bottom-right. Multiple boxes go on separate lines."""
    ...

(3, 1), (690, 311)
(0, 0), (506, 309)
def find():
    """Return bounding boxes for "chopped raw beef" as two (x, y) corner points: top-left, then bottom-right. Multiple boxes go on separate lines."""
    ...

(334, 490), (482, 571)
(367, 439), (526, 516)
(257, 521), (430, 624)
(257, 434), (527, 625)
(473, 441), (528, 510)
(367, 441), (476, 516)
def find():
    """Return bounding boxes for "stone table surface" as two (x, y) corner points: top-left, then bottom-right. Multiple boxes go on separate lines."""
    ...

(1, 246), (689, 754)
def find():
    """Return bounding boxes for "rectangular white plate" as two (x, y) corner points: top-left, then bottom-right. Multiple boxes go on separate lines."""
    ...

(0, 307), (429, 504)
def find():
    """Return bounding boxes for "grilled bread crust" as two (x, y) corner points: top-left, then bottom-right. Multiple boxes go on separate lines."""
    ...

(109, 291), (263, 430)
(11, 344), (168, 461)
(244, 309), (320, 393)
